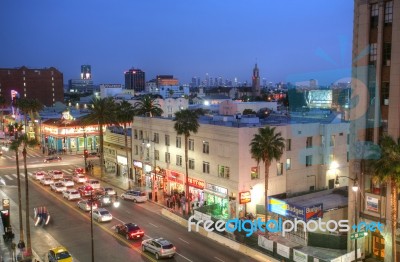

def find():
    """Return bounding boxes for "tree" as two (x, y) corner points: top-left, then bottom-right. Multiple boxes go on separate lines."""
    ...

(135, 95), (163, 117)
(242, 109), (256, 115)
(82, 97), (117, 175)
(369, 135), (400, 262)
(249, 126), (285, 232)
(115, 101), (136, 186)
(173, 109), (201, 215)
(0, 96), (6, 132)
(8, 123), (24, 243)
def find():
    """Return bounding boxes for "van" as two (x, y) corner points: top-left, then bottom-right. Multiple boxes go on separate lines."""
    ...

(121, 190), (148, 203)
(86, 179), (101, 189)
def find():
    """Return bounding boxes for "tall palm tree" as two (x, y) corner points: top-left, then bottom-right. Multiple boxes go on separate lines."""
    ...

(27, 99), (43, 141)
(369, 135), (400, 262)
(8, 123), (24, 243)
(135, 95), (163, 117)
(249, 126), (285, 231)
(115, 101), (136, 185)
(16, 98), (31, 136)
(0, 96), (7, 132)
(82, 97), (117, 175)
(173, 109), (201, 215)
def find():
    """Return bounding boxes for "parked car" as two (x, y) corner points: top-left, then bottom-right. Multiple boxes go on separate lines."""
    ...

(72, 174), (87, 184)
(83, 152), (99, 158)
(121, 190), (147, 203)
(73, 167), (85, 175)
(77, 185), (94, 197)
(77, 199), (97, 212)
(40, 176), (54, 186)
(44, 156), (62, 163)
(86, 179), (100, 189)
(33, 171), (47, 181)
(50, 182), (66, 193)
(61, 177), (74, 187)
(49, 170), (64, 180)
(62, 189), (81, 201)
(90, 208), (112, 222)
(141, 238), (176, 260)
(115, 222), (144, 240)
(48, 246), (73, 262)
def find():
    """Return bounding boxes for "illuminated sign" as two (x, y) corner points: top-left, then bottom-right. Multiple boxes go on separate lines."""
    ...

(239, 191), (251, 204)
(188, 177), (205, 189)
(268, 197), (323, 221)
(205, 183), (228, 196)
(133, 161), (142, 168)
(2, 199), (10, 209)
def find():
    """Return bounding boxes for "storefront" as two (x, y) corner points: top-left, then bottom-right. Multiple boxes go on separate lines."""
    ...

(168, 170), (184, 194)
(187, 177), (205, 206)
(204, 183), (229, 220)
(116, 155), (128, 177)
(133, 161), (143, 185)
(239, 191), (251, 217)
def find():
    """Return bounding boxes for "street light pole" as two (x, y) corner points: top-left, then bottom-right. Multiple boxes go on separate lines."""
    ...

(90, 190), (94, 262)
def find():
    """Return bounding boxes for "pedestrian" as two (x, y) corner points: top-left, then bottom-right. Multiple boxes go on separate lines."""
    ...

(17, 240), (25, 253)
(10, 241), (16, 262)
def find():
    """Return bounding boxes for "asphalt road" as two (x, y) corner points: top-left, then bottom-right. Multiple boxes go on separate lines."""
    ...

(0, 148), (258, 262)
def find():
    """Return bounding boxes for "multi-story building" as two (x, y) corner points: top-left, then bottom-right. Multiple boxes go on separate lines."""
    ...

(0, 66), (64, 107)
(68, 79), (94, 93)
(81, 65), (92, 80)
(351, 0), (399, 261)
(252, 63), (261, 97)
(124, 68), (145, 92)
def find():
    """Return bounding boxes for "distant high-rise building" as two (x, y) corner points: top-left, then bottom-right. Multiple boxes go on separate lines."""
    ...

(205, 73), (209, 87)
(156, 75), (178, 87)
(124, 68), (145, 92)
(252, 63), (261, 97)
(81, 65), (91, 80)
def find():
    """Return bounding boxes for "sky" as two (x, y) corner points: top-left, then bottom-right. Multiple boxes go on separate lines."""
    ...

(0, 1), (354, 86)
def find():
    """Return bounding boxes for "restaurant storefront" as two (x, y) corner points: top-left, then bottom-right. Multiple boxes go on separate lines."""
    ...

(204, 183), (229, 220)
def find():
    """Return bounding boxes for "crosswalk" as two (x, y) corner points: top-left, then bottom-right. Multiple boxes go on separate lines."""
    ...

(1, 167), (78, 182)
(1, 151), (46, 160)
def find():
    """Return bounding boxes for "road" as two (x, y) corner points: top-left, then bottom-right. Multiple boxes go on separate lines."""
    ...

(0, 147), (258, 262)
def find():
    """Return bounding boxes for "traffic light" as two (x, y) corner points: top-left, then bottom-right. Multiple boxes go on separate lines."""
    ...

(1, 210), (10, 229)
(84, 149), (89, 158)
(45, 136), (48, 143)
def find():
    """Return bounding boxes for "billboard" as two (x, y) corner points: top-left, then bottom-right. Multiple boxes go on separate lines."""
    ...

(268, 197), (323, 221)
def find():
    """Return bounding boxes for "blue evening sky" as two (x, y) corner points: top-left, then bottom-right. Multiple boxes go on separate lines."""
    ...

(0, 0), (353, 86)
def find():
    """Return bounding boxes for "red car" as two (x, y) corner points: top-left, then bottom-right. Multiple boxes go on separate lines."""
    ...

(73, 168), (85, 175)
(78, 185), (94, 197)
(115, 223), (144, 240)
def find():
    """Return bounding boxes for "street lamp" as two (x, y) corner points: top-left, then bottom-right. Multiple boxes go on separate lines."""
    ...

(90, 189), (94, 262)
(307, 175), (316, 191)
(335, 175), (359, 262)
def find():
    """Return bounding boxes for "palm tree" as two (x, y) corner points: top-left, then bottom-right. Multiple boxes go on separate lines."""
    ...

(82, 97), (117, 175)
(135, 95), (163, 117)
(369, 135), (400, 262)
(249, 126), (285, 231)
(27, 99), (43, 141)
(8, 123), (24, 243)
(173, 109), (201, 215)
(115, 101), (136, 186)
(16, 98), (31, 136)
(0, 96), (7, 132)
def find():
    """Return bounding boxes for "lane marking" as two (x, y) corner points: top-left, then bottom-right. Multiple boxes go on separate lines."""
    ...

(179, 237), (189, 244)
(5, 175), (13, 180)
(214, 257), (225, 262)
(149, 223), (158, 228)
(176, 252), (194, 262)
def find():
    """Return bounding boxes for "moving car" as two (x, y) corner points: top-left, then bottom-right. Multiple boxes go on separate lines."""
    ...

(40, 176), (54, 186)
(91, 208), (112, 222)
(73, 168), (85, 175)
(115, 222), (144, 240)
(49, 170), (64, 180)
(62, 189), (81, 201)
(48, 246), (73, 262)
(95, 195), (113, 207)
(33, 171), (47, 181)
(83, 152), (99, 158)
(121, 190), (147, 203)
(61, 177), (74, 187)
(86, 179), (101, 189)
(77, 199), (97, 212)
(72, 174), (87, 184)
(50, 182), (66, 193)
(44, 156), (62, 163)
(141, 238), (176, 260)
(96, 187), (116, 196)
(78, 185), (94, 197)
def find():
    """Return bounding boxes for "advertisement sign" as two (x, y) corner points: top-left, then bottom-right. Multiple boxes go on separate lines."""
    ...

(366, 196), (379, 212)
(269, 197), (323, 221)
(305, 204), (323, 221)
(133, 161), (142, 168)
(276, 243), (290, 258)
(188, 177), (205, 189)
(268, 197), (288, 216)
(2, 199), (10, 210)
(293, 249), (308, 262)
(258, 235), (273, 252)
(239, 191), (251, 204)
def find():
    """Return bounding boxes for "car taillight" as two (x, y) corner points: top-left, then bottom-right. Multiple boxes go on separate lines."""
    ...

(173, 246), (176, 251)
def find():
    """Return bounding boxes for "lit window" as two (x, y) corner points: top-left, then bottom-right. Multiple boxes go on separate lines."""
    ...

(385, 1), (393, 24)
(218, 165), (230, 179)
(286, 159), (291, 170)
(370, 43), (377, 62)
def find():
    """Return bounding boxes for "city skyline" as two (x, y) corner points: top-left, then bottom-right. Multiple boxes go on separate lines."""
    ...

(0, 0), (353, 86)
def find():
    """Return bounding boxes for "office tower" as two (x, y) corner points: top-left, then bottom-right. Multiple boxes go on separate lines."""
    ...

(351, 1), (398, 261)
(252, 63), (261, 97)
(124, 68), (145, 92)
(81, 65), (91, 80)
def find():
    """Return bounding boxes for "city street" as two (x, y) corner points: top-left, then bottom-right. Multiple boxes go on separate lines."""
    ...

(0, 147), (258, 262)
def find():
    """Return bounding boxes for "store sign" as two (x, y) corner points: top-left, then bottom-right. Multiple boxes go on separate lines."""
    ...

(206, 183), (228, 196)
(144, 164), (152, 172)
(133, 161), (142, 168)
(239, 191), (251, 204)
(116, 155), (127, 165)
(188, 177), (205, 189)
(366, 196), (379, 212)
(2, 199), (10, 210)
(268, 197), (323, 221)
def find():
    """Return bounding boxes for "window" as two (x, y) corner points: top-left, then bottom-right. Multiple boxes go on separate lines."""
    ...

(330, 135), (335, 147)
(383, 43), (391, 66)
(203, 162), (210, 174)
(306, 137), (312, 148)
(277, 163), (283, 176)
(176, 137), (181, 148)
(218, 165), (230, 179)
(189, 139), (194, 151)
(203, 141), (209, 154)
(382, 82), (390, 105)
(251, 167), (259, 179)
(139, 130), (143, 140)
(321, 135), (325, 147)
(189, 159), (195, 170)
(165, 152), (170, 163)
(133, 129), (138, 139)
(370, 43), (377, 62)
(176, 155), (182, 166)
(347, 134), (350, 145)
(347, 151), (349, 162)
(165, 135), (170, 146)
(286, 139), (291, 151)
(306, 155), (312, 167)
(286, 158), (291, 170)
(134, 145), (139, 155)
(385, 1), (393, 24)
(370, 3), (379, 27)
(153, 133), (159, 144)
(154, 150), (159, 161)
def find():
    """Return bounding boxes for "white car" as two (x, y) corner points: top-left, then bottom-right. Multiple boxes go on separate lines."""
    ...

(50, 182), (66, 193)
(40, 176), (54, 186)
(49, 170), (64, 180)
(33, 171), (47, 181)
(141, 238), (176, 260)
(91, 208), (112, 222)
(86, 179), (100, 189)
(61, 177), (74, 187)
(72, 174), (87, 184)
(97, 187), (116, 196)
(121, 190), (148, 203)
(62, 189), (81, 201)
(77, 200), (98, 212)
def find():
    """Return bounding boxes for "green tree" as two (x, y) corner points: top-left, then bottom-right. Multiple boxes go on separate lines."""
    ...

(16, 98), (43, 141)
(249, 126), (285, 229)
(369, 135), (400, 261)
(135, 95), (163, 117)
(173, 109), (201, 215)
(115, 101), (136, 186)
(242, 109), (256, 115)
(82, 97), (117, 175)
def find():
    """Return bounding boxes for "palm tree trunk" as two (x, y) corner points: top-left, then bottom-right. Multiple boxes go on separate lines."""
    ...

(264, 160), (270, 237)
(391, 177), (397, 262)
(99, 122), (104, 177)
(185, 135), (190, 216)
(124, 123), (130, 188)
(15, 144), (24, 242)
(22, 147), (32, 256)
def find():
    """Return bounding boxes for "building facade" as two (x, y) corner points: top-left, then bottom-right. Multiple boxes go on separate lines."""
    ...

(124, 68), (145, 92)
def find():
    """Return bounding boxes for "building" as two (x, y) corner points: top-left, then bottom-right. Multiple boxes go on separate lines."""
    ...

(218, 100), (278, 116)
(0, 66), (64, 107)
(351, 0), (399, 261)
(124, 68), (145, 92)
(156, 75), (179, 87)
(68, 79), (94, 93)
(81, 65), (92, 80)
(252, 63), (261, 97)
(99, 84), (123, 98)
